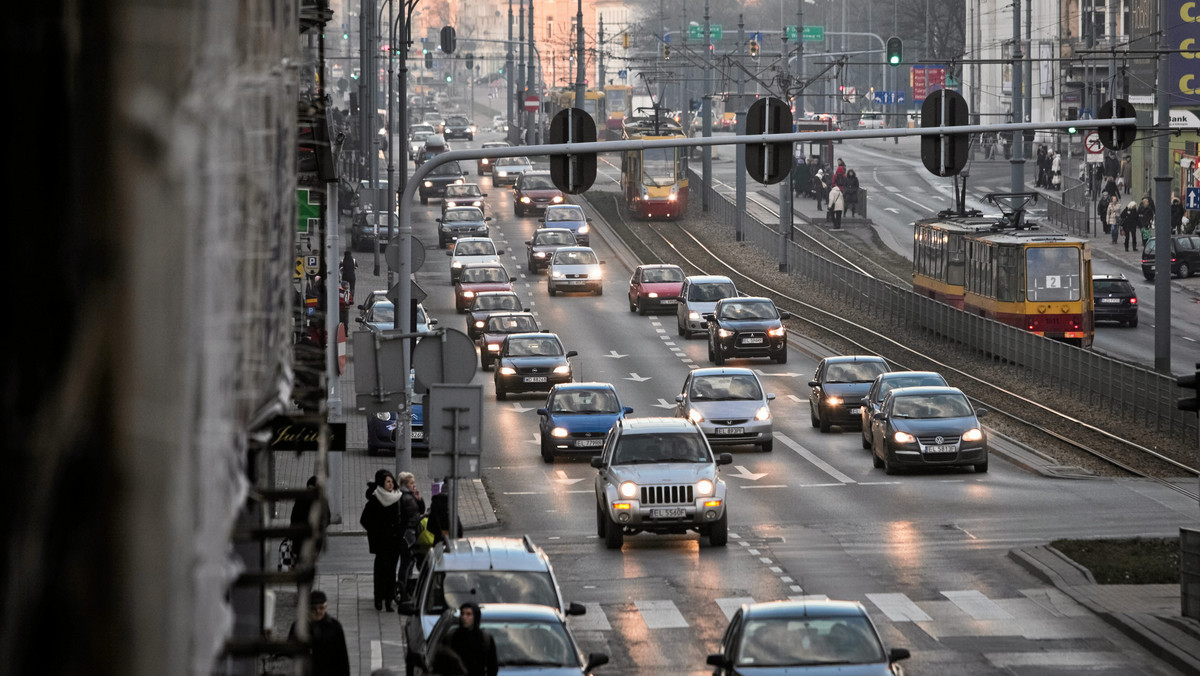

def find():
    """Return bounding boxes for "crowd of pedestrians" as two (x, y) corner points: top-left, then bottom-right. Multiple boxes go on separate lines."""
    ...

(791, 155), (862, 230)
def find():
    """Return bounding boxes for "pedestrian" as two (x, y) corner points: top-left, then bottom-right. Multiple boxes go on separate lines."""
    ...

(1106, 195), (1121, 244)
(833, 158), (847, 188)
(791, 156), (811, 198)
(1102, 174), (1119, 200)
(289, 475), (331, 561)
(288, 590), (351, 676)
(1120, 201), (1139, 251)
(1121, 154), (1132, 194)
(1035, 145), (1048, 187)
(360, 469), (404, 611)
(396, 471), (426, 602)
(1171, 195), (1184, 234)
(446, 602), (499, 676)
(1050, 150), (1062, 189)
(842, 169), (860, 217)
(340, 251), (357, 303)
(1138, 195), (1155, 249)
(813, 169), (827, 211)
(426, 488), (463, 549)
(827, 184), (845, 230)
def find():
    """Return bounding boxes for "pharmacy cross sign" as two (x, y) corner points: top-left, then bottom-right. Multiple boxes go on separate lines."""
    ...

(297, 188), (321, 234)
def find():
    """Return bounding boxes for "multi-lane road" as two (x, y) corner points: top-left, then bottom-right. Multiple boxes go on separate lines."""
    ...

(328, 129), (1199, 674)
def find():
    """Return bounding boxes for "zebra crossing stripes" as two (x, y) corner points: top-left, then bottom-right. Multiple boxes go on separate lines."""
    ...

(570, 602), (612, 631)
(715, 597), (756, 620)
(940, 590), (1014, 620)
(865, 592), (933, 622)
(636, 599), (689, 628)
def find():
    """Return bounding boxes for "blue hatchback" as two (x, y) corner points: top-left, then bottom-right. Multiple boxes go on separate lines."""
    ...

(537, 383), (632, 463)
(541, 204), (591, 246)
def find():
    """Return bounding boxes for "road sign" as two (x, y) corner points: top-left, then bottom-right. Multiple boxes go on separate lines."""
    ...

(297, 188), (321, 233)
(689, 25), (723, 40)
(336, 323), (347, 375)
(413, 328), (478, 395)
(1084, 131), (1104, 163)
(872, 91), (906, 105)
(786, 26), (823, 41)
(911, 64), (947, 102)
(618, 69), (627, 78)
(303, 254), (320, 276)
(524, 95), (539, 112)
(1186, 187), (1200, 211)
(294, 256), (304, 279)
(1097, 98), (1137, 150)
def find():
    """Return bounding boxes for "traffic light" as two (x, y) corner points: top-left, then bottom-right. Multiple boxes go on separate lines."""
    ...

(663, 43), (671, 59)
(440, 25), (456, 54)
(886, 36), (902, 65)
(1179, 365), (1199, 416)
(465, 53), (474, 70)
(446, 75), (452, 83)
(748, 39), (760, 58)
(1067, 107), (1079, 134)
(424, 50), (433, 69)
(622, 33), (630, 49)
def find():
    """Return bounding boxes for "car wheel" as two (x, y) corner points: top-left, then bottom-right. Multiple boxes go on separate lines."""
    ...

(480, 356), (490, 371)
(420, 194), (428, 205)
(1180, 261), (1192, 278)
(548, 284), (557, 297)
(540, 437), (554, 463)
(819, 413), (831, 433)
(707, 341), (715, 362)
(595, 284), (603, 296)
(1129, 315), (1139, 328)
(713, 342), (725, 365)
(629, 297), (637, 313)
(677, 319), (686, 337)
(637, 299), (648, 316)
(775, 350), (788, 364)
(883, 452), (898, 475)
(872, 447), (884, 468)
(1144, 272), (1155, 281)
(708, 512), (728, 547)
(861, 429), (872, 450)
(604, 516), (624, 549)
(528, 261), (537, 275)
(974, 456), (989, 473)
(810, 405), (820, 428)
(495, 381), (507, 400)
(595, 502), (606, 538)
(760, 440), (773, 453)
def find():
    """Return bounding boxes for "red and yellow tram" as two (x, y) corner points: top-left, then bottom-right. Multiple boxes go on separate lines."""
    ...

(620, 115), (688, 220)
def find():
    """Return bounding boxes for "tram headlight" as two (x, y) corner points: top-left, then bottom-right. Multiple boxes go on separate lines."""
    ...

(962, 428), (984, 442)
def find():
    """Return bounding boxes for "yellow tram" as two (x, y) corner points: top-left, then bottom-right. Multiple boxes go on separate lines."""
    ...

(620, 114), (688, 220)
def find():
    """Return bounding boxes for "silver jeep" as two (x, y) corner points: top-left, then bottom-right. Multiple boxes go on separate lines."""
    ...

(591, 417), (732, 549)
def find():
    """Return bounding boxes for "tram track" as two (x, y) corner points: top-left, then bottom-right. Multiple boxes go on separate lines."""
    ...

(602, 192), (1199, 499)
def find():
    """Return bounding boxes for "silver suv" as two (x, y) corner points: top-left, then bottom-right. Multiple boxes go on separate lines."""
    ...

(399, 536), (585, 652)
(590, 417), (733, 549)
(676, 275), (738, 337)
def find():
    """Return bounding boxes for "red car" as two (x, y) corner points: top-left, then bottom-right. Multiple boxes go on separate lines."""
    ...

(627, 264), (686, 315)
(453, 263), (513, 312)
(513, 172), (565, 217)
(478, 311), (540, 370)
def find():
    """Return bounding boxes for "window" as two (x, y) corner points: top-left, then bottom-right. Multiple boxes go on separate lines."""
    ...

(1025, 246), (1080, 302)
(425, 571), (558, 614)
(642, 148), (676, 186)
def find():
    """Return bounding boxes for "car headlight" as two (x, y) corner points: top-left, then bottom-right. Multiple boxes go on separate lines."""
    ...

(687, 409), (704, 424)
(487, 343), (501, 352)
(463, 290), (475, 298)
(962, 428), (984, 442)
(474, 320), (485, 329)
(446, 201), (458, 208)
(619, 481), (638, 498)
(551, 270), (565, 279)
(688, 311), (701, 321)
(588, 266), (603, 279)
(893, 431), (916, 444)
(499, 366), (516, 375)
(498, 170), (507, 176)
(534, 251), (547, 259)
(481, 158), (490, 165)
(454, 179), (464, 185)
(768, 326), (786, 337)
(826, 396), (843, 406)
(647, 291), (659, 298)
(551, 195), (564, 203)
(717, 328), (734, 338)
(451, 260), (463, 268)
(552, 364), (571, 374)
(521, 196), (532, 204)
(424, 180), (433, 187)
(578, 224), (589, 234)
(374, 412), (392, 422)
(551, 427), (569, 438)
(472, 200), (482, 207)
(696, 479), (714, 496)
(754, 406), (771, 421)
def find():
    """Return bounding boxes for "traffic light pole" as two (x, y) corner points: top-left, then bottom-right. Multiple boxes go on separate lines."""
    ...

(701, 0), (712, 212)
(778, 24), (793, 272)
(1153, 14), (1172, 375)
(735, 15), (746, 242)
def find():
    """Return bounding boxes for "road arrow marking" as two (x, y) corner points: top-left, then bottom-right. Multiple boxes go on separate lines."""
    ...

(728, 465), (768, 481)
(885, 207), (900, 214)
(625, 373), (652, 382)
(510, 403), (537, 412)
(605, 350), (628, 359)
(787, 394), (803, 403)
(553, 469), (586, 486)
(526, 434), (540, 445)
(654, 398), (676, 409)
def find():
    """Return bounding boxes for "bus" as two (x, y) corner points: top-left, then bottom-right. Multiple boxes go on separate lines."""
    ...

(603, 84), (634, 139)
(620, 113), (688, 220)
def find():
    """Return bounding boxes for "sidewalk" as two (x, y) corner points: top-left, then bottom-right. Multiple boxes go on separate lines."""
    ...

(1011, 545), (1200, 675)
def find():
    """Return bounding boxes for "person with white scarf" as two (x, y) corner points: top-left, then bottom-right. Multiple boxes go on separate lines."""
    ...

(359, 469), (404, 611)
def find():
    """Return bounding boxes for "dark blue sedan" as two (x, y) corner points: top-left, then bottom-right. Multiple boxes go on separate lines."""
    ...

(537, 383), (632, 463)
(365, 398), (427, 457)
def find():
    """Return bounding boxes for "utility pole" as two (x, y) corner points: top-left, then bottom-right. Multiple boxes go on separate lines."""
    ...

(598, 15), (605, 89)
(796, 0), (804, 120)
(507, 0), (515, 131)
(702, 0), (712, 212)
(528, 0), (537, 144)
(1024, 0), (1032, 159)
(574, 0), (586, 111)
(778, 20), (792, 272)
(735, 14), (746, 242)
(517, 0), (525, 144)
(1009, 0), (1025, 205)
(395, 0), (415, 474)
(1153, 6), (1173, 374)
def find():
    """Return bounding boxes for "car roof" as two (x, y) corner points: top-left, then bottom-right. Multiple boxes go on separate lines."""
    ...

(459, 262), (507, 271)
(444, 206), (485, 217)
(824, 355), (887, 365)
(717, 295), (773, 304)
(453, 236), (494, 245)
(545, 204), (582, 211)
(497, 156), (530, 163)
(424, 134), (446, 145)
(505, 331), (559, 341)
(640, 263), (683, 270)
(485, 311), (535, 320)
(742, 599), (869, 620)
(690, 366), (759, 378)
(473, 290), (517, 297)
(886, 385), (966, 398)
(472, 603), (567, 622)
(552, 246), (595, 254)
(1092, 273), (1130, 281)
(446, 182), (482, 190)
(617, 417), (702, 434)
(877, 371), (944, 381)
(535, 227), (575, 235)
(483, 141), (510, 148)
(685, 275), (734, 284)
(551, 382), (617, 393)
(436, 536), (553, 572)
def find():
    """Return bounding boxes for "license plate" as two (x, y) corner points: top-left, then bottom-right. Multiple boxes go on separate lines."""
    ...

(575, 438), (604, 448)
(741, 337), (764, 344)
(523, 376), (548, 383)
(410, 430), (424, 440)
(650, 508), (686, 519)
(849, 407), (861, 414)
(1099, 298), (1122, 304)
(925, 444), (957, 453)
(564, 280), (585, 285)
(658, 298), (677, 304)
(715, 427), (744, 435)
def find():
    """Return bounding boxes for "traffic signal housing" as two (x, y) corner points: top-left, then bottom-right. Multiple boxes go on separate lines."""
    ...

(1067, 107), (1079, 134)
(424, 50), (433, 69)
(1179, 365), (1199, 416)
(622, 33), (630, 49)
(440, 25), (456, 54)
(887, 36), (902, 66)
(749, 39), (760, 58)
(663, 43), (671, 59)
(465, 53), (474, 70)
(744, 97), (794, 185)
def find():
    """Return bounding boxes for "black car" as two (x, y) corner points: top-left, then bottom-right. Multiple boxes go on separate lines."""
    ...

(1142, 234), (1200, 280)
(493, 332), (577, 400)
(808, 355), (890, 433)
(418, 160), (468, 205)
(466, 291), (525, 340)
(525, 227), (578, 274)
(870, 386), (989, 474)
(1092, 274), (1139, 327)
(435, 206), (490, 248)
(860, 371), (948, 450)
(704, 297), (791, 365)
(349, 210), (393, 252)
(441, 115), (474, 140)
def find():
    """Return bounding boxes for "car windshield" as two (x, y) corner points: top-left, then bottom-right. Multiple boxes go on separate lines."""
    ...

(546, 207), (584, 222)
(688, 282), (737, 302)
(878, 376), (946, 400)
(462, 267), (508, 283)
(476, 295), (521, 310)
(535, 231), (575, 245)
(553, 250), (598, 266)
(445, 209), (484, 222)
(1143, 239), (1156, 255)
(612, 433), (710, 464)
(431, 162), (463, 176)
(824, 361), (888, 383)
(643, 267), (684, 283)
(1025, 247), (1081, 302)
(438, 620), (577, 668)
(499, 157), (529, 167)
(411, 132), (431, 143)
(736, 617), (885, 666)
(690, 374), (763, 401)
(892, 393), (975, 419)
(423, 571), (559, 614)
(445, 186), (480, 198)
(488, 316), (538, 333)
(507, 337), (563, 356)
(1093, 279), (1132, 294)
(718, 301), (777, 320)
(447, 117), (469, 125)
(551, 389), (620, 414)
(369, 303), (394, 324)
(521, 176), (555, 190)
(455, 241), (495, 256)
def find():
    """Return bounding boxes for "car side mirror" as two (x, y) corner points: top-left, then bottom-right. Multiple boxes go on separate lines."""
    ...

(585, 653), (609, 671)
(808, 380), (819, 388)
(485, 216), (494, 221)
(428, 318), (438, 326)
(975, 408), (988, 418)
(600, 260), (608, 265)
(717, 453), (733, 466)
(767, 393), (776, 401)
(623, 406), (634, 414)
(481, 192), (488, 197)
(566, 602), (586, 616)
(525, 240), (532, 246)
(523, 307), (531, 312)
(538, 217), (545, 223)
(873, 412), (886, 420)
(675, 394), (685, 403)
(889, 648), (911, 662)
(706, 654), (731, 668)
(355, 317), (364, 324)
(779, 310), (792, 320)
(496, 249), (505, 255)
(536, 408), (548, 416)
(590, 457), (605, 469)
(702, 313), (714, 321)
(566, 350), (579, 358)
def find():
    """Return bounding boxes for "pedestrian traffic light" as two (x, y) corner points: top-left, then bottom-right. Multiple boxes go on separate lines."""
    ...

(749, 39), (760, 58)
(424, 50), (433, 69)
(663, 43), (671, 59)
(1067, 107), (1079, 134)
(887, 37), (902, 66)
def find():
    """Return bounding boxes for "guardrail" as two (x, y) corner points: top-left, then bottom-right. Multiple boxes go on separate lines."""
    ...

(689, 168), (1197, 445)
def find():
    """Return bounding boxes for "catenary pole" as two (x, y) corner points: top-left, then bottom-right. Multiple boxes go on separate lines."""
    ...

(702, 0), (712, 212)
(736, 14), (746, 242)
(1009, 0), (1025, 207)
(1153, 5), (1173, 373)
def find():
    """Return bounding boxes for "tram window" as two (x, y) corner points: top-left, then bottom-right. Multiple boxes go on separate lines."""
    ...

(643, 148), (675, 185)
(996, 247), (1021, 302)
(1026, 247), (1080, 302)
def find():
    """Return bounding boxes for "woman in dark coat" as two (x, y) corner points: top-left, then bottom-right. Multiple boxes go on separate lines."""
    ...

(1120, 201), (1140, 252)
(842, 169), (860, 217)
(360, 469), (404, 611)
(395, 471), (426, 601)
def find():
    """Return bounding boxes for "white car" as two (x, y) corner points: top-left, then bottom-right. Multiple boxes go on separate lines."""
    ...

(491, 155), (533, 185)
(408, 123), (436, 159)
(858, 112), (884, 129)
(547, 246), (605, 296)
(447, 237), (504, 284)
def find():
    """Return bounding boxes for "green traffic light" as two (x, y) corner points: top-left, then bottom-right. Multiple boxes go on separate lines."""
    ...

(888, 55), (900, 65)
(1068, 126), (1077, 134)
(446, 75), (452, 83)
